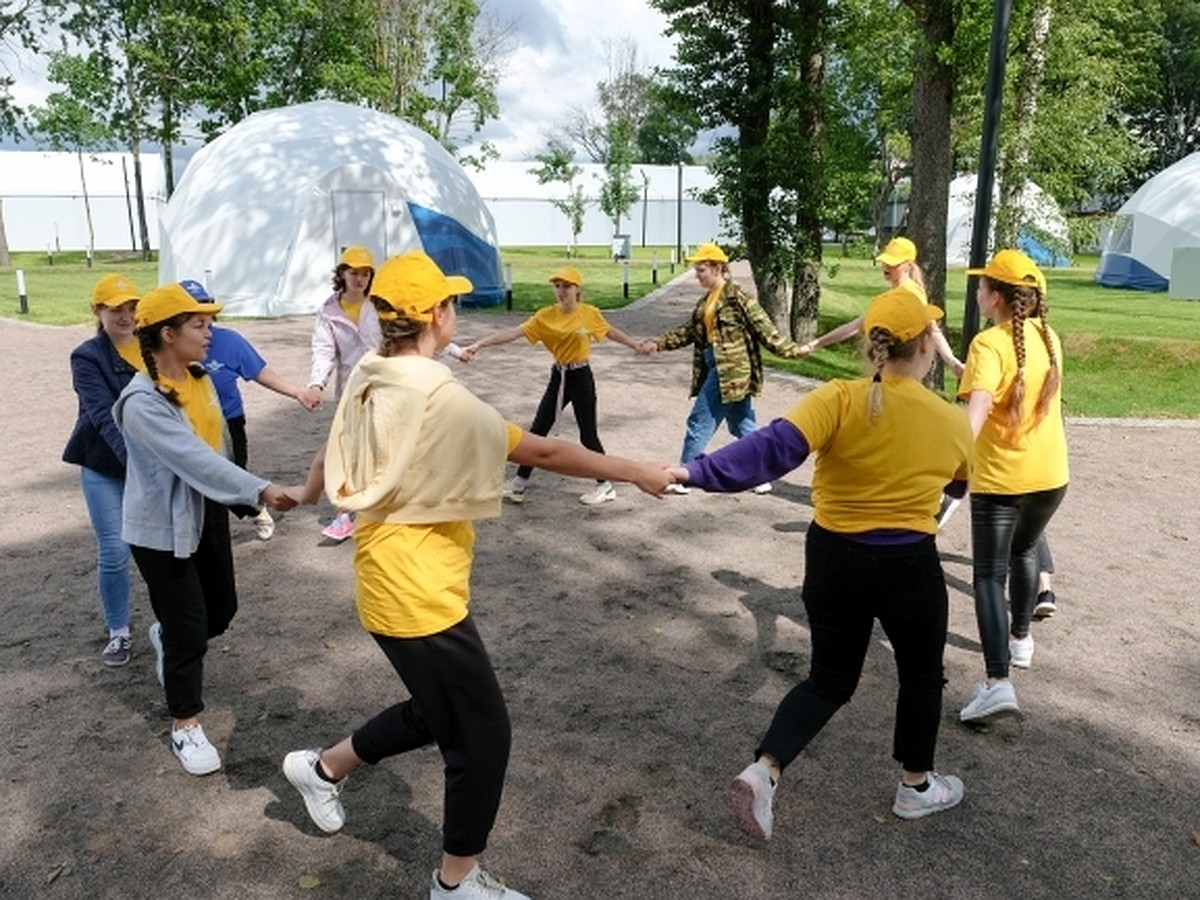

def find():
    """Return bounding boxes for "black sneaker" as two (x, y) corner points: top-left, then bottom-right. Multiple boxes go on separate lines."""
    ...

(102, 635), (131, 667)
(1033, 590), (1057, 619)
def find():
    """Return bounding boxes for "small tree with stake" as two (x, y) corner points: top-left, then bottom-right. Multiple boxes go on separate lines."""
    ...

(530, 138), (591, 258)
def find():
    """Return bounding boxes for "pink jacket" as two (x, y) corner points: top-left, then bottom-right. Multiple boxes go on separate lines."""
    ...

(307, 292), (382, 400)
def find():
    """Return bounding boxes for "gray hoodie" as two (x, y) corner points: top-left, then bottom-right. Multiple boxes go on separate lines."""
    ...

(112, 373), (267, 558)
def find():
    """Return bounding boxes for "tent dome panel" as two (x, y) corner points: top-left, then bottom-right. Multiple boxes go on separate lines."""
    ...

(159, 100), (502, 316)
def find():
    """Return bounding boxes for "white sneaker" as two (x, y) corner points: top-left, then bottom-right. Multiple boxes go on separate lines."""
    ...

(730, 761), (775, 841)
(751, 482), (773, 494)
(430, 864), (530, 899)
(282, 749), (345, 833)
(579, 482), (617, 505)
(148, 622), (164, 686)
(254, 507), (275, 540)
(1009, 635), (1035, 669)
(664, 483), (691, 495)
(502, 480), (526, 504)
(171, 723), (221, 775)
(959, 680), (1020, 723)
(892, 772), (965, 819)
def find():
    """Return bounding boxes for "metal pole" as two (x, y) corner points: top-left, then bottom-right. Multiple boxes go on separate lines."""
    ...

(504, 262), (513, 311)
(623, 259), (630, 299)
(676, 161), (684, 269)
(16, 268), (28, 314)
(652, 251), (658, 285)
(962, 0), (1014, 358)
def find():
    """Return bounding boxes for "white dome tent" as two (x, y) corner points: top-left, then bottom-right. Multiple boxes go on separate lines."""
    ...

(159, 100), (504, 317)
(944, 173), (1071, 267)
(1096, 152), (1200, 292)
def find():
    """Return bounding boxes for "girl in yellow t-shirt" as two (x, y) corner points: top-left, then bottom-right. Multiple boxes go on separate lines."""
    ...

(462, 266), (647, 506)
(956, 249), (1069, 725)
(669, 288), (973, 839)
(800, 236), (965, 376)
(280, 251), (671, 900)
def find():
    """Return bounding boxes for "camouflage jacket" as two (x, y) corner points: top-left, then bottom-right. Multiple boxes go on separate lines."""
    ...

(656, 280), (806, 403)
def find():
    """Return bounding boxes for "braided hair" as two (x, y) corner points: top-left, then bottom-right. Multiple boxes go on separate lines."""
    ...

(986, 278), (1060, 434)
(865, 325), (923, 418)
(136, 312), (207, 407)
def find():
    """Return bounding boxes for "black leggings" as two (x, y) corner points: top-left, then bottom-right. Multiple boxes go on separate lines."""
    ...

(970, 486), (1067, 678)
(515, 365), (605, 480)
(351, 616), (512, 858)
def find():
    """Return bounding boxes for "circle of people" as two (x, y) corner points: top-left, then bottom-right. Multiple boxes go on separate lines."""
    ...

(64, 235), (1067, 899)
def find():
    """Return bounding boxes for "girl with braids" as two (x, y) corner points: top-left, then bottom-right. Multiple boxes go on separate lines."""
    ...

(112, 282), (297, 776)
(668, 287), (973, 840)
(280, 251), (671, 900)
(800, 236), (965, 377)
(956, 249), (1069, 724)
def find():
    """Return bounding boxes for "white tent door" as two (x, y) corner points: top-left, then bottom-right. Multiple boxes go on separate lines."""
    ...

(331, 190), (387, 258)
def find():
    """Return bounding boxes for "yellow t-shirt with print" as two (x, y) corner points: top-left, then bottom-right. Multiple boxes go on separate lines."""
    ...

(353, 421), (524, 638)
(959, 319), (1069, 494)
(160, 371), (224, 451)
(520, 303), (610, 364)
(701, 288), (722, 341)
(785, 377), (972, 535)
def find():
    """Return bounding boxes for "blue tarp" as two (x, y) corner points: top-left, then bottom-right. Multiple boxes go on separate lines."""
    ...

(1094, 253), (1168, 291)
(1017, 231), (1071, 267)
(408, 202), (505, 307)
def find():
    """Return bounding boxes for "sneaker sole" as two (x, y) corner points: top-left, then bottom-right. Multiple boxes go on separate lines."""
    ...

(960, 702), (1022, 724)
(173, 748), (221, 776)
(1033, 606), (1056, 619)
(892, 793), (964, 820)
(102, 655), (131, 668)
(730, 777), (769, 842)
(282, 753), (344, 834)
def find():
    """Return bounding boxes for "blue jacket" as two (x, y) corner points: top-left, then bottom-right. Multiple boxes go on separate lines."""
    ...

(112, 373), (267, 558)
(62, 331), (138, 477)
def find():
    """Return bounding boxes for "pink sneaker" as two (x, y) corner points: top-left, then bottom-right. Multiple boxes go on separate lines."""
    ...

(321, 512), (355, 542)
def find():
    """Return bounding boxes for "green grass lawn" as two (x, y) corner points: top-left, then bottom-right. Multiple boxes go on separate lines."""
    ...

(5, 246), (1199, 418)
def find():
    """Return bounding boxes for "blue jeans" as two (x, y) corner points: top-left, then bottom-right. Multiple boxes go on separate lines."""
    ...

(80, 467), (131, 633)
(680, 347), (758, 463)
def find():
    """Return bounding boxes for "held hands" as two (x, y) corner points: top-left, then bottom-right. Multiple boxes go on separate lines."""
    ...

(457, 345), (478, 363)
(261, 484), (299, 512)
(666, 464), (689, 484)
(299, 385), (324, 410)
(636, 339), (659, 356)
(799, 341), (817, 357)
(628, 461), (676, 498)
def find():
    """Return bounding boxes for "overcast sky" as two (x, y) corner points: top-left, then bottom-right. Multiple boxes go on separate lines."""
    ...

(6, 1), (679, 161)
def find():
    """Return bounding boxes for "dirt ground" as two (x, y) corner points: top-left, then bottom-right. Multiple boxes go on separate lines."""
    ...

(2, 266), (1199, 899)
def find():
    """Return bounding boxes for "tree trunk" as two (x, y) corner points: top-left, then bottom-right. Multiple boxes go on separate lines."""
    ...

(77, 150), (95, 267)
(0, 198), (10, 267)
(161, 95), (176, 198)
(995, 0), (1052, 247)
(789, 0), (827, 342)
(907, 0), (956, 389)
(743, 0), (787, 324)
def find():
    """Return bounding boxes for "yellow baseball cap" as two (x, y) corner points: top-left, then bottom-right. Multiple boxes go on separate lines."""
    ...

(339, 245), (375, 269)
(967, 249), (1043, 288)
(875, 237), (918, 266)
(135, 281), (223, 328)
(371, 251), (472, 323)
(685, 242), (729, 265)
(92, 274), (140, 309)
(548, 266), (583, 286)
(864, 287), (943, 342)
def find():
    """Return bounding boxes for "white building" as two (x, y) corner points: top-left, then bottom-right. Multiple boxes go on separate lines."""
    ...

(0, 150), (165, 254)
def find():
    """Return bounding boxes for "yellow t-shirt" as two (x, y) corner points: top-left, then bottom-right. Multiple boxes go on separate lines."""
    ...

(701, 288), (722, 341)
(115, 340), (146, 372)
(340, 296), (364, 326)
(959, 319), (1069, 494)
(785, 377), (973, 535)
(354, 421), (524, 638)
(160, 371), (224, 451)
(521, 303), (610, 364)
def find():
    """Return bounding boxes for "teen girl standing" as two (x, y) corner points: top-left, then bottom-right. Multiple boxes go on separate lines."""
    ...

(956, 249), (1068, 723)
(462, 266), (646, 506)
(280, 251), (670, 899)
(801, 236), (964, 377)
(112, 282), (295, 775)
(669, 288), (973, 839)
(63, 274), (143, 667)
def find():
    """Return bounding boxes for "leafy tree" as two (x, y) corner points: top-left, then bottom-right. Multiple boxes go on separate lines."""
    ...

(29, 51), (115, 263)
(1, 0), (44, 265)
(596, 120), (640, 237)
(530, 139), (590, 257)
(1132, 0), (1200, 177)
(653, 0), (828, 338)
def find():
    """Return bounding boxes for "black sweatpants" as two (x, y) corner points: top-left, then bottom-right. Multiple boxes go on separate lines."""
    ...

(515, 364), (605, 480)
(351, 616), (512, 857)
